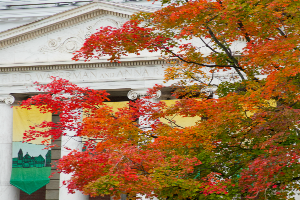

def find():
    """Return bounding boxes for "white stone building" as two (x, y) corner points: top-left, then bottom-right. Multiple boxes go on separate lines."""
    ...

(0, 1), (171, 199)
(2, 1), (298, 200)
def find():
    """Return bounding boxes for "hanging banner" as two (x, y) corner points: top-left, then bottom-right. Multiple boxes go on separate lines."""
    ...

(82, 101), (129, 151)
(104, 101), (129, 112)
(160, 100), (201, 127)
(10, 106), (52, 194)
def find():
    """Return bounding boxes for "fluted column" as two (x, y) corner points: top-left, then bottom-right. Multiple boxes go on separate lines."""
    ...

(0, 95), (20, 200)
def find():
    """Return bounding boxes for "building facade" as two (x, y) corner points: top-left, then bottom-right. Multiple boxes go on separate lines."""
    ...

(3, 1), (297, 200)
(0, 1), (172, 199)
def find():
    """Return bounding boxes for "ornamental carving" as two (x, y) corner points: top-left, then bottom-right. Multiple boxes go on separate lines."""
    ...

(127, 90), (138, 100)
(39, 17), (123, 54)
(85, 18), (122, 38)
(91, 18), (120, 29)
(39, 36), (84, 54)
(127, 90), (161, 100)
(0, 95), (15, 104)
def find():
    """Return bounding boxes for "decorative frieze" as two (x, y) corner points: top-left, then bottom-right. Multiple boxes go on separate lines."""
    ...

(0, 62), (165, 85)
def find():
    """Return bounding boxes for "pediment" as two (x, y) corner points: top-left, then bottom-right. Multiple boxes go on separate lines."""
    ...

(0, 1), (159, 67)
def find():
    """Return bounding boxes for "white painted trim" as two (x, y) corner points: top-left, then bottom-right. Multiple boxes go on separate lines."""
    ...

(0, 60), (165, 72)
(0, 1), (159, 49)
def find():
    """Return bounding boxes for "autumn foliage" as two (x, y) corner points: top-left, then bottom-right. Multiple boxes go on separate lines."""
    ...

(21, 0), (300, 199)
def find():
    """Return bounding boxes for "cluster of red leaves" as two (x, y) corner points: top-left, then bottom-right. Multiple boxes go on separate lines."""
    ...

(21, 0), (300, 199)
(239, 148), (300, 199)
(21, 77), (109, 142)
(22, 75), (300, 199)
(72, 21), (170, 62)
(21, 77), (207, 199)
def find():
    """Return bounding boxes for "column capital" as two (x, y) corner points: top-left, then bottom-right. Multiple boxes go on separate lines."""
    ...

(127, 89), (161, 100)
(0, 95), (15, 105)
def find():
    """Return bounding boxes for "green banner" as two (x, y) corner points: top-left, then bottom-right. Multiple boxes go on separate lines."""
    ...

(10, 106), (52, 194)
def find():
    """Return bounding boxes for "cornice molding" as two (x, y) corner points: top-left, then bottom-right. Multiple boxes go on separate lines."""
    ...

(0, 60), (166, 72)
(0, 2), (158, 49)
(0, 16), (45, 23)
(0, 11), (102, 49)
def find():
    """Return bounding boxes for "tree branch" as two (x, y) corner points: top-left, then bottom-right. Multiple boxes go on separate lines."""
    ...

(163, 117), (185, 129)
(277, 27), (287, 38)
(160, 45), (236, 68)
(200, 37), (219, 54)
(237, 21), (252, 43)
(205, 26), (246, 80)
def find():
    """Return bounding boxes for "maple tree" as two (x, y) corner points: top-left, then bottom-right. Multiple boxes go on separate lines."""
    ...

(21, 0), (300, 199)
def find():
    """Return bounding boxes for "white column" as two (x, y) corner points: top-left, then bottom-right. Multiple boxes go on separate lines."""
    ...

(59, 111), (89, 200)
(0, 95), (20, 200)
(128, 89), (161, 132)
(59, 132), (88, 200)
(127, 89), (161, 132)
(127, 90), (160, 200)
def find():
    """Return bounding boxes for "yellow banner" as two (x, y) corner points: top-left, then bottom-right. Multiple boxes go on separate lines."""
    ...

(13, 106), (52, 144)
(82, 101), (129, 143)
(104, 101), (129, 112)
(11, 106), (52, 194)
(160, 100), (201, 127)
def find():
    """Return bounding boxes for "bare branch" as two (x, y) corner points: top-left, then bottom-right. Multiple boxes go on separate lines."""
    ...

(205, 26), (246, 80)
(163, 117), (185, 129)
(237, 21), (252, 43)
(277, 27), (287, 38)
(200, 37), (219, 54)
(160, 46), (236, 68)
(208, 71), (214, 86)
